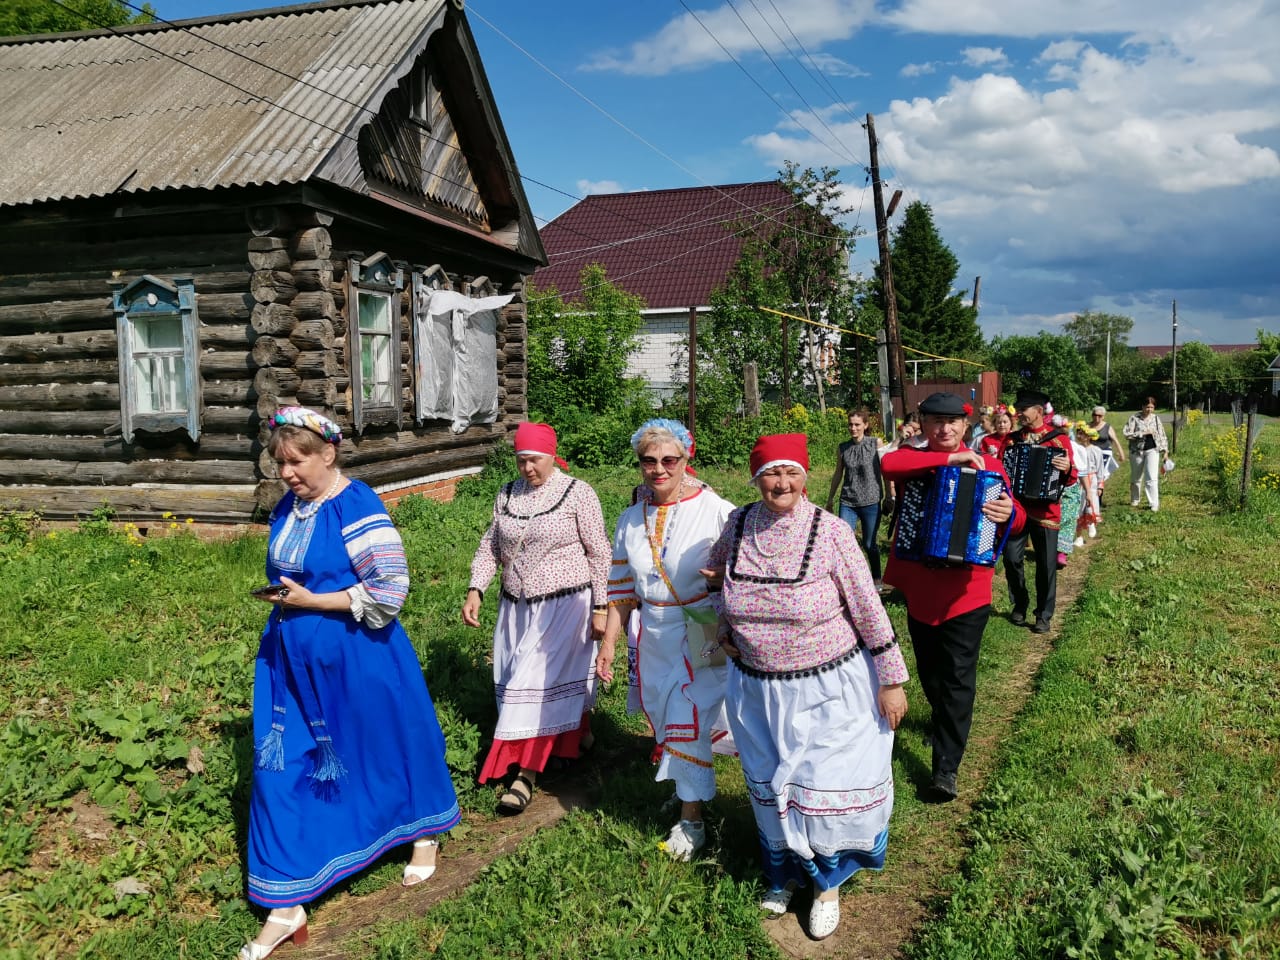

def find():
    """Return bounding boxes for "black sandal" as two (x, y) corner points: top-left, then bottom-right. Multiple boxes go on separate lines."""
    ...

(498, 774), (534, 815)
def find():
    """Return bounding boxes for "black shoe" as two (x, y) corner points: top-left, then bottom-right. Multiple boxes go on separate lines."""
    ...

(1031, 618), (1051, 634)
(929, 771), (958, 801)
(1010, 611), (1027, 627)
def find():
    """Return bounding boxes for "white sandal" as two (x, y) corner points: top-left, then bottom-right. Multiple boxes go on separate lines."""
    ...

(402, 838), (438, 887)
(238, 906), (306, 960)
(759, 880), (798, 916)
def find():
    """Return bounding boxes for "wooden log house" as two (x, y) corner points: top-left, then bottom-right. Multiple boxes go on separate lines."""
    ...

(0, 0), (546, 521)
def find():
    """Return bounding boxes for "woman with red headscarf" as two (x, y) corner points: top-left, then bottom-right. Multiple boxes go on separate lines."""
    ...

(463, 422), (611, 814)
(708, 434), (908, 940)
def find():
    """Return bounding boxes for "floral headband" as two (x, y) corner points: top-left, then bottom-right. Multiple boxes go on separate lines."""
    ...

(270, 406), (343, 444)
(631, 417), (694, 457)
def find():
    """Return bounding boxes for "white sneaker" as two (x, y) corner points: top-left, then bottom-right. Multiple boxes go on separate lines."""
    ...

(809, 895), (840, 939)
(1130, 500), (1140, 507)
(1088, 524), (1097, 538)
(663, 819), (705, 862)
(1074, 537), (1085, 547)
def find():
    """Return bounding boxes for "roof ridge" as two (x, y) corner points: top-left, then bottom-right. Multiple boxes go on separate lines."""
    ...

(574, 180), (783, 202)
(0, 0), (410, 45)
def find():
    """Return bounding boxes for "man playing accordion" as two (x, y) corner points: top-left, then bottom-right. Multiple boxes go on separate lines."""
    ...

(1001, 390), (1077, 635)
(882, 393), (1023, 801)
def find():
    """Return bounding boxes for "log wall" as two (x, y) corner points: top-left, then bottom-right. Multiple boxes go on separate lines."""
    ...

(0, 199), (531, 522)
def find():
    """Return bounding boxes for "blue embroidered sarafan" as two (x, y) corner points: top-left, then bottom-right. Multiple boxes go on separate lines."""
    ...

(247, 480), (459, 908)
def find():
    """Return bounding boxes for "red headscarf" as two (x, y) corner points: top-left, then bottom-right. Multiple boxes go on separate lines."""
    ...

(749, 433), (810, 480)
(514, 422), (569, 470)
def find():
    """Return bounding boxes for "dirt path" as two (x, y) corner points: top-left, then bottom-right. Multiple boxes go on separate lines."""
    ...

(287, 547), (1093, 959)
(298, 782), (592, 958)
(763, 550), (1092, 959)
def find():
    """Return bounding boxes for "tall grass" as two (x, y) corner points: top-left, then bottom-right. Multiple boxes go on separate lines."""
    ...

(2, 418), (1276, 958)
(905, 421), (1280, 959)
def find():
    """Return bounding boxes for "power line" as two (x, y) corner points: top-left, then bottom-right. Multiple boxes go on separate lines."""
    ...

(43, 0), (859, 305)
(466, 2), (850, 244)
(720, 0), (868, 169)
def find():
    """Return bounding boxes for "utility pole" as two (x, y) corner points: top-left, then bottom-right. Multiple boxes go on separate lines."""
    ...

(1171, 300), (1178, 455)
(1104, 327), (1112, 407)
(781, 313), (791, 411)
(687, 306), (697, 438)
(866, 113), (907, 431)
(971, 276), (981, 312)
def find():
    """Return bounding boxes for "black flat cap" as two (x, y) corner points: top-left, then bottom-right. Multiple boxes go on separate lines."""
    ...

(918, 392), (968, 416)
(1013, 389), (1050, 409)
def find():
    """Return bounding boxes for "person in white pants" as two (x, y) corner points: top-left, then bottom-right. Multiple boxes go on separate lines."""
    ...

(1122, 397), (1167, 511)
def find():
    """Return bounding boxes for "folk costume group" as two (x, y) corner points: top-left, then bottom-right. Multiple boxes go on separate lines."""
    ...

(241, 388), (1131, 954)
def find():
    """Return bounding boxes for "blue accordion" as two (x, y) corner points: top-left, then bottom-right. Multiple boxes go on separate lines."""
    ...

(893, 466), (1010, 567)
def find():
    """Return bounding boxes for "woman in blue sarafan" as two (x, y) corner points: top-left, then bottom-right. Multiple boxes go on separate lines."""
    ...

(238, 407), (460, 960)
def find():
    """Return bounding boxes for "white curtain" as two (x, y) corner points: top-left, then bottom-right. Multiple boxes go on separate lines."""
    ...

(414, 288), (514, 433)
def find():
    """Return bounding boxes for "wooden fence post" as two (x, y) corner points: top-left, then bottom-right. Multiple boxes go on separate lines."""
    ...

(1240, 401), (1257, 509)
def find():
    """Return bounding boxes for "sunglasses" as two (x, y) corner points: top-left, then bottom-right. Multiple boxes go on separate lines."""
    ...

(638, 455), (684, 470)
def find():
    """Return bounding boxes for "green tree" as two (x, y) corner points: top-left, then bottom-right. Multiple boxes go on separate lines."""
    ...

(1104, 346), (1155, 409)
(1063, 310), (1134, 366)
(988, 331), (1101, 414)
(0, 0), (154, 36)
(1220, 329), (1280, 399)
(1150, 341), (1220, 407)
(873, 201), (983, 359)
(526, 263), (647, 418)
(689, 163), (861, 416)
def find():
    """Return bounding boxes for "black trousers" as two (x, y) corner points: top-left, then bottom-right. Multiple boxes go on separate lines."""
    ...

(1003, 521), (1059, 620)
(908, 605), (990, 778)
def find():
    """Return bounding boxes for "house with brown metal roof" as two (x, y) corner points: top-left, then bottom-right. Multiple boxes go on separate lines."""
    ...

(533, 181), (795, 396)
(0, 0), (545, 522)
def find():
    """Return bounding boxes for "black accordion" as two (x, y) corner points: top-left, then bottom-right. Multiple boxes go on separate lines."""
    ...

(893, 466), (1009, 567)
(1003, 442), (1065, 504)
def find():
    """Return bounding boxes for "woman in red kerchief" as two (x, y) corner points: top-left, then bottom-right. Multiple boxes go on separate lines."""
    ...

(708, 434), (909, 940)
(463, 422), (611, 814)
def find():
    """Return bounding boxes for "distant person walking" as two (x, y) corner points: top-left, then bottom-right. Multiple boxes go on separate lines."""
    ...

(825, 409), (885, 588)
(1123, 398), (1167, 511)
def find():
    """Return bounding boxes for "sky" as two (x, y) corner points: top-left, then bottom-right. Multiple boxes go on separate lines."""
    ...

(150, 0), (1280, 349)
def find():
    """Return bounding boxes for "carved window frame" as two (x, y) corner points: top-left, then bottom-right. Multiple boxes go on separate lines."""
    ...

(347, 252), (404, 433)
(111, 274), (202, 443)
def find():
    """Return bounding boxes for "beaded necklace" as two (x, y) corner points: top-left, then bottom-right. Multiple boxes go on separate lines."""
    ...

(749, 501), (799, 559)
(645, 479), (686, 580)
(291, 471), (344, 521)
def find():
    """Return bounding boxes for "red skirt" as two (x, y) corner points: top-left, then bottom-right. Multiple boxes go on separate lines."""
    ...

(478, 714), (591, 782)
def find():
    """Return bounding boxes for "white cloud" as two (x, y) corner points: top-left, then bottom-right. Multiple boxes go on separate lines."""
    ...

(900, 61), (937, 77)
(962, 46), (1008, 68)
(582, 0), (876, 75)
(746, 1), (1280, 342)
(576, 178), (625, 196)
(1038, 39), (1087, 62)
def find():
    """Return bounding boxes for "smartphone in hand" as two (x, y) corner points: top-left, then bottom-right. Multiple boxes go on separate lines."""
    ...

(250, 584), (286, 600)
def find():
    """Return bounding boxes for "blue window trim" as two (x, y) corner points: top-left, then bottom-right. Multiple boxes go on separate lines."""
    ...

(110, 274), (202, 443)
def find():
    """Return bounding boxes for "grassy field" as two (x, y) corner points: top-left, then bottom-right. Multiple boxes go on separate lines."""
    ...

(1, 417), (1276, 958)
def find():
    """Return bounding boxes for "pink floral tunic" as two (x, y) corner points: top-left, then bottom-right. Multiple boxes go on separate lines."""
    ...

(709, 498), (907, 685)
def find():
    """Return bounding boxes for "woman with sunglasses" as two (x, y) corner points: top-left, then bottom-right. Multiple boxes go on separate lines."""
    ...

(597, 418), (735, 862)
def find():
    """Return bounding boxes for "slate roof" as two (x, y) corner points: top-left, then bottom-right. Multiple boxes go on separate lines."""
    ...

(0, 0), (542, 265)
(533, 181), (795, 309)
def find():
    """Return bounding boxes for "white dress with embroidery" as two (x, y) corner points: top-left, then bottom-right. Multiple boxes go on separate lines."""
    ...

(608, 483), (735, 801)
